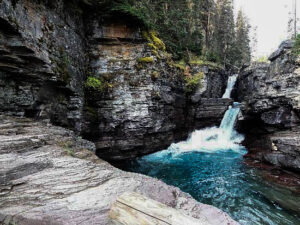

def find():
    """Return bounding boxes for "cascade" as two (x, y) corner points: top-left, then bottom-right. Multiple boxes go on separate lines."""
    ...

(222, 74), (238, 98)
(156, 75), (244, 155)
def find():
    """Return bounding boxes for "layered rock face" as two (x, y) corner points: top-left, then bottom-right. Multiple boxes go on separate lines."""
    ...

(0, 114), (238, 225)
(82, 22), (230, 159)
(237, 41), (300, 171)
(0, 0), (231, 160)
(0, 0), (86, 131)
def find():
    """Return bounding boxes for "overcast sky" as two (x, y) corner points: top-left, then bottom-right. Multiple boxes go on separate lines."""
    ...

(234, 0), (300, 58)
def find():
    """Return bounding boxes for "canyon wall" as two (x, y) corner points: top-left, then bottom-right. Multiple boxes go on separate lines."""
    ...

(237, 40), (300, 171)
(0, 0), (231, 160)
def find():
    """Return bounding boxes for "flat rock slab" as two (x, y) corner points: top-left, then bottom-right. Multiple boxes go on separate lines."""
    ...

(109, 192), (211, 225)
(0, 115), (239, 225)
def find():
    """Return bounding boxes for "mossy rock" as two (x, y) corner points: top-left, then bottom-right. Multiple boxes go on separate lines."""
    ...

(138, 57), (154, 63)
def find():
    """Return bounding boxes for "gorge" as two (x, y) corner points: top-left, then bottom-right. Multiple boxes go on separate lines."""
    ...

(118, 73), (300, 225)
(0, 0), (300, 225)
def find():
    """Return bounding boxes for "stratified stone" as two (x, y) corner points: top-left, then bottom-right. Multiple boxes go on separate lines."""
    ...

(237, 40), (300, 171)
(0, 114), (239, 225)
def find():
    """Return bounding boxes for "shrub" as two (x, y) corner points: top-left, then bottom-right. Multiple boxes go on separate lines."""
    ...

(85, 76), (113, 93)
(86, 77), (103, 90)
(184, 72), (204, 93)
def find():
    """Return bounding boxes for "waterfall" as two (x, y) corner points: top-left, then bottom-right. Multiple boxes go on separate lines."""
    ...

(219, 102), (241, 140)
(222, 74), (238, 98)
(152, 75), (244, 156)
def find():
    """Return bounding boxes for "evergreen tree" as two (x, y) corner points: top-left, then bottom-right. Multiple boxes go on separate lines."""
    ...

(234, 9), (251, 68)
(80, 0), (253, 68)
(213, 0), (235, 67)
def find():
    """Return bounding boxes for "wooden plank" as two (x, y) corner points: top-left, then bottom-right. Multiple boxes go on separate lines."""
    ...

(108, 192), (210, 225)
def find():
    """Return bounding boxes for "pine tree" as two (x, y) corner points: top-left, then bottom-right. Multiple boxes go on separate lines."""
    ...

(213, 0), (236, 67)
(234, 9), (251, 68)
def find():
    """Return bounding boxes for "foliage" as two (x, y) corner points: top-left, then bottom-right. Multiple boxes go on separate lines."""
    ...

(76, 0), (251, 69)
(292, 34), (300, 56)
(184, 72), (204, 93)
(188, 54), (224, 69)
(86, 77), (103, 90)
(85, 76), (113, 92)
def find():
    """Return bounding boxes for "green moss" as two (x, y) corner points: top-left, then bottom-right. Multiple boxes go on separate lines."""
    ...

(151, 71), (160, 80)
(151, 50), (159, 57)
(147, 43), (157, 50)
(138, 57), (154, 63)
(143, 31), (166, 53)
(85, 76), (104, 91)
(143, 31), (166, 58)
(173, 59), (187, 71)
(184, 72), (204, 93)
(149, 31), (166, 51)
(85, 76), (113, 92)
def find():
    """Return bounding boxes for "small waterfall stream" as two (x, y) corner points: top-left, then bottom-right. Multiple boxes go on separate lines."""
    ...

(167, 75), (244, 154)
(122, 75), (300, 225)
(222, 74), (238, 98)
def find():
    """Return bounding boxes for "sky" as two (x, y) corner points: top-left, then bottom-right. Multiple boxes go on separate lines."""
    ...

(234, 0), (300, 58)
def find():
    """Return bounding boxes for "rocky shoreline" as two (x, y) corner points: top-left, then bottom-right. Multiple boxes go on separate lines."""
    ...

(0, 114), (238, 225)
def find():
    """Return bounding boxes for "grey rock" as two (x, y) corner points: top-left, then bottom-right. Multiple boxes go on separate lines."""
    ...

(0, 114), (239, 225)
(0, 0), (231, 161)
(268, 40), (294, 61)
(237, 40), (300, 171)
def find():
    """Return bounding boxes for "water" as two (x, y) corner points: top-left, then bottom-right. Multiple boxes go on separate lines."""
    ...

(123, 151), (300, 225)
(222, 74), (238, 98)
(119, 75), (300, 224)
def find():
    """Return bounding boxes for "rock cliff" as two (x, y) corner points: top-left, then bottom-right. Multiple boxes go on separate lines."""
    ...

(0, 114), (238, 225)
(237, 40), (300, 171)
(0, 0), (231, 160)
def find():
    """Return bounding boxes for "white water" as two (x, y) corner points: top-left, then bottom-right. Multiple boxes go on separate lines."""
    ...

(150, 75), (244, 157)
(222, 74), (238, 98)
